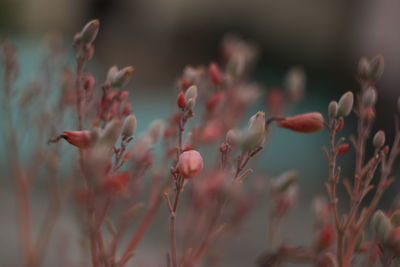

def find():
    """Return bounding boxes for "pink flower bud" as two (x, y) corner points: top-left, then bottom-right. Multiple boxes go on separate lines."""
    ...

(121, 103), (132, 116)
(338, 144), (350, 156)
(314, 224), (335, 252)
(277, 112), (324, 133)
(61, 131), (92, 148)
(83, 74), (95, 91)
(208, 62), (222, 86)
(206, 92), (225, 112)
(119, 91), (129, 101)
(177, 91), (186, 109)
(177, 150), (203, 178)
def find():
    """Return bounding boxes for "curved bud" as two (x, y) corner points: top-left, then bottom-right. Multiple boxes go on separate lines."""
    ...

(358, 57), (370, 79)
(328, 101), (338, 119)
(61, 130), (92, 148)
(373, 130), (385, 149)
(111, 66), (134, 88)
(185, 98), (196, 111)
(148, 119), (165, 143)
(122, 115), (137, 138)
(177, 150), (203, 178)
(369, 55), (384, 81)
(209, 62), (223, 86)
(363, 87), (377, 107)
(277, 112), (324, 133)
(78, 19), (100, 44)
(337, 91), (354, 117)
(177, 91), (186, 109)
(107, 66), (119, 83)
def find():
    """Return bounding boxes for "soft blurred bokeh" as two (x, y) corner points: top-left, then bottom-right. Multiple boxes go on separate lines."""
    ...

(1, 1), (400, 266)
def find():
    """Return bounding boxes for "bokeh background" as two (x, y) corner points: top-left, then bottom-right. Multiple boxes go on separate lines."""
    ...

(1, 0), (400, 266)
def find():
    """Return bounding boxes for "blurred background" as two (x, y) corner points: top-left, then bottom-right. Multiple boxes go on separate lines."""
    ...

(1, 0), (400, 266)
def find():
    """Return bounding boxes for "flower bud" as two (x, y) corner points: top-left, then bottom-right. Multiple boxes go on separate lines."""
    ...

(209, 62), (222, 86)
(328, 101), (338, 119)
(83, 74), (95, 91)
(337, 91), (354, 117)
(107, 66), (118, 83)
(226, 129), (240, 147)
(314, 224), (335, 252)
(273, 170), (298, 192)
(61, 130), (92, 148)
(99, 120), (122, 148)
(373, 130), (385, 149)
(177, 91), (186, 109)
(206, 92), (225, 112)
(122, 115), (137, 138)
(104, 171), (129, 195)
(148, 119), (165, 143)
(363, 87), (377, 107)
(371, 210), (392, 243)
(185, 98), (196, 111)
(184, 85), (198, 102)
(177, 150), (203, 178)
(241, 111), (266, 150)
(338, 144), (350, 156)
(277, 112), (324, 133)
(111, 66), (134, 88)
(78, 19), (100, 44)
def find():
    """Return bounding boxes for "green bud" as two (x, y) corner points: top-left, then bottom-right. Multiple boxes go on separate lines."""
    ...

(337, 91), (354, 117)
(371, 210), (392, 243)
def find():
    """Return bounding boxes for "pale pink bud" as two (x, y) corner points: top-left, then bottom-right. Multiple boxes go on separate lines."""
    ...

(61, 130), (91, 148)
(337, 91), (354, 117)
(177, 150), (203, 178)
(77, 19), (100, 44)
(277, 112), (324, 133)
(272, 170), (298, 192)
(107, 66), (119, 83)
(206, 92), (225, 112)
(363, 87), (377, 107)
(226, 129), (240, 147)
(122, 115), (137, 138)
(111, 66), (134, 88)
(328, 101), (338, 119)
(99, 119), (122, 148)
(373, 130), (385, 149)
(126, 136), (153, 162)
(184, 85), (198, 102)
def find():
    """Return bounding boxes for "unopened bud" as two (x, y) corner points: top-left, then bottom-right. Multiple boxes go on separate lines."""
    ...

(277, 112), (324, 133)
(226, 129), (240, 147)
(206, 92), (225, 112)
(328, 101), (338, 119)
(122, 115), (137, 138)
(184, 85), (198, 102)
(363, 87), (377, 107)
(111, 66), (134, 88)
(185, 98), (196, 111)
(148, 119), (165, 143)
(209, 62), (222, 86)
(61, 130), (92, 148)
(338, 91), (354, 117)
(99, 119), (122, 148)
(177, 91), (186, 109)
(77, 19), (100, 44)
(338, 144), (350, 156)
(273, 170), (298, 192)
(358, 57), (370, 79)
(177, 150), (203, 178)
(241, 112), (266, 150)
(373, 130), (385, 149)
(371, 210), (393, 243)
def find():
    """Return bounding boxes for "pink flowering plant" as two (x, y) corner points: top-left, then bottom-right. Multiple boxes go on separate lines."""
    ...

(2, 19), (400, 267)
